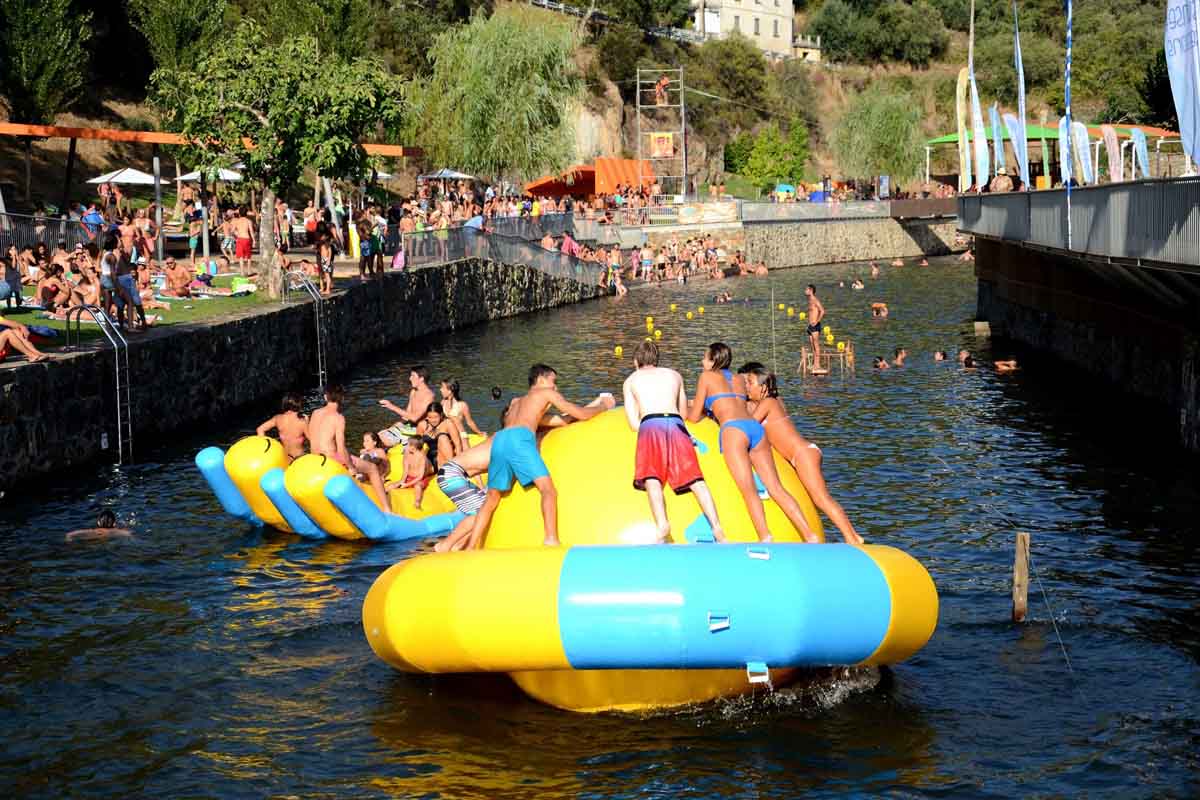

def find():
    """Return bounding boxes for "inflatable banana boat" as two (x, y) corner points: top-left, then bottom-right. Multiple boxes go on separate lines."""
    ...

(195, 435), (463, 541)
(362, 410), (939, 712)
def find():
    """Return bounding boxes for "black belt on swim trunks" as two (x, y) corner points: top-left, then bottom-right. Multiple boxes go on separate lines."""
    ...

(640, 412), (683, 422)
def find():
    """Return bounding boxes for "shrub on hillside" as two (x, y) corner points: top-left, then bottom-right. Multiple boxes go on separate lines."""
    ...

(975, 30), (1062, 104)
(808, 0), (948, 68)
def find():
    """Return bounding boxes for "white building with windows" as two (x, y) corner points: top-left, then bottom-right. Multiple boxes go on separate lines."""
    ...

(691, 0), (795, 58)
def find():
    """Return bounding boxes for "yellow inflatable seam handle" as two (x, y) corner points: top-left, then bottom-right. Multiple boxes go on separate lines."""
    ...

(859, 545), (939, 665)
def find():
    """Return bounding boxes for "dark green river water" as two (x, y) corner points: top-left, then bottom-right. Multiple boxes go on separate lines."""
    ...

(2, 257), (1197, 798)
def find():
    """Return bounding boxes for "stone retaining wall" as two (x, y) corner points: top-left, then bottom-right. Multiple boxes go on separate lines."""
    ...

(975, 237), (1200, 452)
(0, 259), (606, 488)
(744, 218), (960, 268)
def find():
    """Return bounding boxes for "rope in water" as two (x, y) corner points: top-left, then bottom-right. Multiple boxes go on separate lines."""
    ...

(1029, 552), (1077, 678)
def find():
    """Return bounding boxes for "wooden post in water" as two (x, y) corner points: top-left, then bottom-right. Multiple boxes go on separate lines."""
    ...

(1012, 532), (1031, 622)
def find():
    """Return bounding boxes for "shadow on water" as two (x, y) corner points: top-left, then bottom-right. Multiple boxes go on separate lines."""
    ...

(0, 257), (1197, 798)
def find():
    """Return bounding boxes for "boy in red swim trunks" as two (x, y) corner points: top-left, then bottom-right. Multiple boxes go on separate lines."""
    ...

(622, 341), (724, 543)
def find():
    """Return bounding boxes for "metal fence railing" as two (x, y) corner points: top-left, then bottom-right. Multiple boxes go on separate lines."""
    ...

(957, 178), (1200, 266)
(487, 213), (574, 241)
(0, 211), (94, 252)
(400, 227), (605, 285)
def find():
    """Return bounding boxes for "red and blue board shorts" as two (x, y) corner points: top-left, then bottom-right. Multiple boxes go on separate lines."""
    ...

(634, 414), (704, 493)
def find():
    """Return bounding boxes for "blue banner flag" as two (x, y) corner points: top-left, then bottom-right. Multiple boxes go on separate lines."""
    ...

(1059, 116), (1072, 184)
(1131, 128), (1151, 177)
(991, 104), (1007, 174)
(1071, 121), (1094, 184)
(1012, 0), (1030, 187)
(1165, 0), (1200, 165)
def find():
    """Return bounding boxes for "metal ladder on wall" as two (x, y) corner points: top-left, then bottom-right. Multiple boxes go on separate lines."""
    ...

(286, 271), (328, 391)
(65, 305), (133, 464)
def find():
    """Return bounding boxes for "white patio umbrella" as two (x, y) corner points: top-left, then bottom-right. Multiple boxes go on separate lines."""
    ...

(177, 167), (243, 182)
(419, 168), (474, 180)
(87, 167), (157, 185)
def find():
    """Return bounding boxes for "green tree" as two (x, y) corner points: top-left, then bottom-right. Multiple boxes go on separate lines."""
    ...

(686, 34), (769, 139)
(975, 30), (1063, 104)
(601, 0), (691, 29)
(130, 0), (227, 72)
(785, 117), (810, 180)
(807, 0), (860, 63)
(0, 0), (92, 201)
(152, 19), (404, 297)
(831, 85), (924, 182)
(407, 7), (581, 181)
(597, 23), (648, 91)
(743, 124), (791, 188)
(1138, 49), (1178, 129)
(724, 131), (754, 174)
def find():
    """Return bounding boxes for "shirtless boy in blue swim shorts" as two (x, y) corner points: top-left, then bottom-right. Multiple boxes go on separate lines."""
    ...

(465, 363), (615, 548)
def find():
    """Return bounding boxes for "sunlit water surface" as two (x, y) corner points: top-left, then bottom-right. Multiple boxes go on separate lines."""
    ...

(2, 258), (1197, 798)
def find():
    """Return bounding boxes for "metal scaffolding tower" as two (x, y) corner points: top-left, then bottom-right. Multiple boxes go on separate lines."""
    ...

(636, 66), (687, 199)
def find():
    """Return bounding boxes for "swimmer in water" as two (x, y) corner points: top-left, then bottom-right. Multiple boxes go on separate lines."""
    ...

(995, 359), (1019, 372)
(740, 362), (864, 545)
(958, 349), (971, 364)
(919, 258), (929, 266)
(934, 350), (948, 361)
(892, 347), (907, 367)
(256, 391), (309, 460)
(891, 258), (904, 267)
(870, 263), (880, 277)
(873, 356), (890, 370)
(66, 510), (133, 541)
(871, 302), (889, 318)
(962, 355), (977, 369)
(491, 386), (502, 401)
(851, 278), (864, 290)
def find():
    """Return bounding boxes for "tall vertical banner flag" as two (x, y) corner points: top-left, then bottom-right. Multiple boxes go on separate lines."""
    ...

(1058, 116), (1073, 184)
(1131, 128), (1151, 177)
(1012, 0), (1031, 187)
(1064, 0), (1073, 247)
(991, 103), (1007, 173)
(969, 0), (990, 185)
(1100, 124), (1122, 181)
(1003, 112), (1026, 180)
(1165, 0), (1200, 165)
(956, 67), (973, 191)
(1071, 121), (1094, 184)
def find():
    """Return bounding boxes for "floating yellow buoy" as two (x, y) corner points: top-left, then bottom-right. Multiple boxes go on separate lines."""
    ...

(822, 325), (831, 335)
(698, 306), (705, 314)
(787, 307), (795, 316)
(646, 316), (653, 324)
(686, 311), (694, 320)
(654, 329), (662, 339)
(645, 336), (652, 341)
(778, 303), (785, 311)
(669, 303), (677, 312)
(837, 341), (846, 351)
(825, 334), (835, 344)
(614, 345), (623, 356)
(799, 312), (807, 321)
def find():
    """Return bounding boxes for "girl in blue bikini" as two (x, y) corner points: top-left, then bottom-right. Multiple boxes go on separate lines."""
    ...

(687, 342), (818, 543)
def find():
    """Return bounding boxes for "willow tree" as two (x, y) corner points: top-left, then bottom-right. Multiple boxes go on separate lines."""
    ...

(831, 85), (925, 184)
(408, 6), (581, 181)
(152, 19), (404, 297)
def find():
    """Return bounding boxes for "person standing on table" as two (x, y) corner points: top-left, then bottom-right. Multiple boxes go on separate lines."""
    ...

(805, 284), (827, 374)
(622, 341), (725, 544)
(464, 364), (614, 549)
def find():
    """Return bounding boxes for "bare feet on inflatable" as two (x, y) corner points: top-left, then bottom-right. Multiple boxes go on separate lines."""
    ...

(711, 527), (727, 543)
(543, 536), (561, 546)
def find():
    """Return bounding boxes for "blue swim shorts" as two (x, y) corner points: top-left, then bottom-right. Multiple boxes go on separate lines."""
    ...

(487, 427), (549, 492)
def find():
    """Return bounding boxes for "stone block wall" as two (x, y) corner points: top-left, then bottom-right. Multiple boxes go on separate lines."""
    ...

(744, 219), (960, 268)
(0, 259), (606, 488)
(975, 238), (1200, 452)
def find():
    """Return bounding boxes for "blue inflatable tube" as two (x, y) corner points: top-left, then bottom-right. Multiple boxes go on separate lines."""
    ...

(557, 544), (893, 669)
(260, 468), (326, 540)
(324, 475), (463, 542)
(195, 446), (262, 526)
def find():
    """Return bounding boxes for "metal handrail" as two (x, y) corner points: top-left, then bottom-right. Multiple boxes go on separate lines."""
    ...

(285, 270), (327, 391)
(63, 304), (133, 463)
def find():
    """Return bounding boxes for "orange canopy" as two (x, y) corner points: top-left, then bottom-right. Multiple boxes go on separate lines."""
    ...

(594, 157), (654, 195)
(525, 164), (595, 196)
